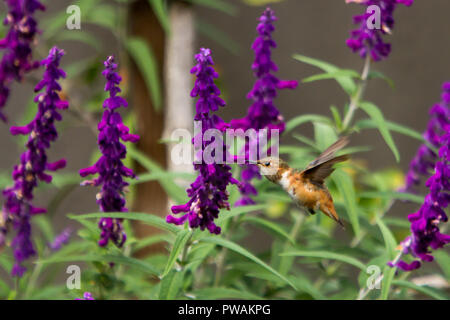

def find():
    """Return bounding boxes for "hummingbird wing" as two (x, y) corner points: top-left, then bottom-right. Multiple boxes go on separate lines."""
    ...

(301, 154), (350, 185)
(304, 135), (350, 171)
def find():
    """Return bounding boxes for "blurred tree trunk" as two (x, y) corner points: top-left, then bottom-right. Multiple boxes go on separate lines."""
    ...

(128, 0), (167, 255)
(162, 2), (195, 191)
(128, 0), (194, 255)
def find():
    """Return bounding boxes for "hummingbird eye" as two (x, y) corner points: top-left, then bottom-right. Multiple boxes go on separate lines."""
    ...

(264, 161), (270, 167)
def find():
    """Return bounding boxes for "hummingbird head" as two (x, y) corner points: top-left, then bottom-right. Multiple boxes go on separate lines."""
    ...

(255, 157), (289, 183)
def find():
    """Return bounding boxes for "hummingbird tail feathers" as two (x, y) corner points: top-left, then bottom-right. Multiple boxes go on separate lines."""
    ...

(320, 203), (345, 229)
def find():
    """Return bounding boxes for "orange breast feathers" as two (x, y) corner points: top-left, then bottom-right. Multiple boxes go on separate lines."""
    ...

(278, 169), (321, 208)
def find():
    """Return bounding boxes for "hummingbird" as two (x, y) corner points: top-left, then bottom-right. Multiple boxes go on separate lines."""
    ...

(255, 136), (350, 228)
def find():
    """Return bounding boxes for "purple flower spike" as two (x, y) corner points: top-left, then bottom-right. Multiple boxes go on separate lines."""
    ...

(230, 8), (298, 206)
(1, 46), (68, 277)
(0, 0), (45, 121)
(166, 48), (238, 234)
(346, 0), (414, 61)
(403, 83), (450, 192)
(390, 82), (449, 272)
(79, 56), (139, 248)
(75, 292), (95, 300)
(49, 228), (71, 251)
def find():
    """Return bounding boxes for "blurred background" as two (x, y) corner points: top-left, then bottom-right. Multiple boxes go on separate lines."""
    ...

(0, 0), (449, 252)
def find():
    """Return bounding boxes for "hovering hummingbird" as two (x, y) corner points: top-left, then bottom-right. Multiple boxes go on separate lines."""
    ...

(255, 136), (350, 228)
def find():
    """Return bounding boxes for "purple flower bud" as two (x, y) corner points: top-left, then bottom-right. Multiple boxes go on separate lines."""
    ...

(346, 0), (414, 61)
(230, 8), (298, 206)
(166, 48), (238, 234)
(49, 228), (71, 251)
(390, 82), (449, 272)
(1, 46), (68, 277)
(0, 0), (45, 121)
(79, 56), (139, 248)
(75, 292), (95, 300)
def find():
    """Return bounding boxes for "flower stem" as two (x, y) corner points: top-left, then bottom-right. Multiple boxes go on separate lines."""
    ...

(342, 54), (371, 130)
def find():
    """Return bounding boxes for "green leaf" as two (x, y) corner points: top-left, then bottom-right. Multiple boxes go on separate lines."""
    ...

(125, 37), (162, 111)
(355, 119), (424, 142)
(359, 191), (424, 204)
(190, 287), (264, 300)
(281, 250), (366, 270)
(85, 4), (117, 30)
(375, 216), (397, 260)
(359, 102), (400, 162)
(185, 0), (237, 15)
(216, 204), (266, 224)
(148, 0), (170, 34)
(54, 30), (102, 51)
(201, 237), (296, 290)
(368, 71), (395, 89)
(331, 170), (360, 236)
(380, 265), (395, 300)
(434, 251), (450, 281)
(242, 216), (294, 244)
(330, 105), (343, 131)
(293, 54), (356, 95)
(128, 148), (187, 203)
(314, 122), (338, 151)
(161, 230), (192, 278)
(196, 20), (240, 56)
(392, 280), (448, 300)
(69, 212), (179, 234)
(159, 269), (185, 300)
(38, 254), (160, 276)
(285, 114), (332, 133)
(302, 69), (360, 84)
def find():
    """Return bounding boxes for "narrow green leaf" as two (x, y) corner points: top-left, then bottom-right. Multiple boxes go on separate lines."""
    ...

(201, 237), (296, 290)
(375, 216), (397, 260)
(330, 105), (343, 131)
(434, 251), (450, 281)
(197, 20), (240, 56)
(159, 269), (185, 300)
(359, 191), (424, 204)
(314, 122), (338, 151)
(69, 212), (179, 234)
(368, 71), (395, 89)
(216, 204), (266, 224)
(392, 280), (448, 300)
(162, 230), (192, 278)
(281, 250), (366, 270)
(380, 265), (396, 300)
(242, 216), (294, 244)
(285, 114), (332, 133)
(38, 254), (159, 276)
(55, 30), (102, 51)
(332, 170), (360, 236)
(185, 0), (237, 15)
(293, 54), (356, 95)
(128, 148), (187, 203)
(355, 119), (424, 142)
(148, 0), (170, 33)
(302, 69), (360, 84)
(190, 287), (264, 300)
(125, 37), (162, 111)
(359, 102), (400, 162)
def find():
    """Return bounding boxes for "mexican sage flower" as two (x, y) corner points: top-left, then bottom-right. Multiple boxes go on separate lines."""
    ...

(389, 82), (450, 271)
(167, 48), (239, 234)
(1, 46), (68, 277)
(0, 0), (45, 121)
(404, 83), (450, 191)
(230, 8), (297, 206)
(79, 56), (139, 248)
(75, 292), (95, 300)
(49, 228), (71, 251)
(346, 0), (414, 61)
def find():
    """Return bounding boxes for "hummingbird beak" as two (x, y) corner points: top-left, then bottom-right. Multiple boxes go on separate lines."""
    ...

(248, 160), (258, 165)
